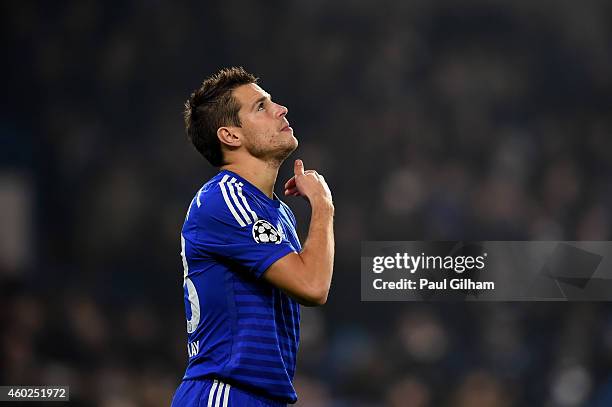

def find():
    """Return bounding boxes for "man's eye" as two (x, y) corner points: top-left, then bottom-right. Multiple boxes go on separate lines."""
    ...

(257, 103), (265, 111)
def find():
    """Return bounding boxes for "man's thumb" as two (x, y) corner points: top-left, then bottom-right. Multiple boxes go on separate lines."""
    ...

(294, 159), (304, 175)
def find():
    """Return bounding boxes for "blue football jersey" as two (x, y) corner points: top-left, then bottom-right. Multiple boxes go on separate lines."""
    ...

(179, 169), (301, 403)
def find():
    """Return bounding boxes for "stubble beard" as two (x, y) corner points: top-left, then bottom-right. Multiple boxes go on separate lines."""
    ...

(246, 133), (298, 168)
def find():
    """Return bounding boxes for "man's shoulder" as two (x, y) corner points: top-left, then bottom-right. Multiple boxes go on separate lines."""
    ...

(277, 198), (297, 227)
(277, 198), (292, 213)
(190, 173), (225, 213)
(192, 172), (260, 229)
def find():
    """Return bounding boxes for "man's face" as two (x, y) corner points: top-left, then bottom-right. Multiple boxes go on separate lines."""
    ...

(232, 83), (298, 163)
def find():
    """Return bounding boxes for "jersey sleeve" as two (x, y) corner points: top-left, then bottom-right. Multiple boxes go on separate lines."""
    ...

(192, 185), (297, 279)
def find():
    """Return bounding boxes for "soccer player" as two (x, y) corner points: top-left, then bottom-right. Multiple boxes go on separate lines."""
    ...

(171, 67), (335, 407)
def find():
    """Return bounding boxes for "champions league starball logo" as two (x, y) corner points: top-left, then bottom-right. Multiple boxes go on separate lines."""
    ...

(252, 220), (283, 244)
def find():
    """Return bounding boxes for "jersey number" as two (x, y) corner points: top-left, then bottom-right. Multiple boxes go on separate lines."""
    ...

(181, 235), (200, 333)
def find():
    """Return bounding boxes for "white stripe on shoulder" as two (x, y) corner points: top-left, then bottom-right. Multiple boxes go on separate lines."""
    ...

(222, 383), (231, 407)
(227, 178), (253, 224)
(185, 197), (195, 221)
(196, 186), (205, 207)
(236, 182), (258, 222)
(207, 379), (219, 407)
(219, 175), (246, 227)
(214, 382), (225, 407)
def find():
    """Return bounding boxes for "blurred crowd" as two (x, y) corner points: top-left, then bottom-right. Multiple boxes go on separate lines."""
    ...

(2, 0), (612, 405)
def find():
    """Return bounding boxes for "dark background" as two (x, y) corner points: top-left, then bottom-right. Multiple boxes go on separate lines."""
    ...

(2, 1), (612, 406)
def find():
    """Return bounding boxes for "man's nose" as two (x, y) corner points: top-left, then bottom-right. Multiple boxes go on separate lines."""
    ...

(275, 103), (288, 117)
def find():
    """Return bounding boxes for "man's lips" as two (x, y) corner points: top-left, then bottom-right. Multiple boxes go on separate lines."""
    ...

(280, 124), (292, 131)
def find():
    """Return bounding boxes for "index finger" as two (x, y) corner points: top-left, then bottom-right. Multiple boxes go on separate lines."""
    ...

(284, 176), (296, 189)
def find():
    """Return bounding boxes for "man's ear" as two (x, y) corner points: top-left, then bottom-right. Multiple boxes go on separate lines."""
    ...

(217, 127), (242, 148)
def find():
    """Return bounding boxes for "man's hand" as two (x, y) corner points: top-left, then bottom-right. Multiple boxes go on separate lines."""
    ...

(266, 159), (335, 306)
(284, 160), (333, 206)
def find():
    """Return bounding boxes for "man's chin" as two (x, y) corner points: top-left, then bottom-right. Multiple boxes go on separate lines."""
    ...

(247, 137), (298, 166)
(278, 142), (298, 162)
(269, 139), (298, 165)
(287, 136), (298, 154)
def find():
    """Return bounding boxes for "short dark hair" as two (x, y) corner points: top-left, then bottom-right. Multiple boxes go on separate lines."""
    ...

(184, 67), (258, 167)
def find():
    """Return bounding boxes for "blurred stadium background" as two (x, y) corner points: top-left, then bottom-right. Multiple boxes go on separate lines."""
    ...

(2, 1), (612, 406)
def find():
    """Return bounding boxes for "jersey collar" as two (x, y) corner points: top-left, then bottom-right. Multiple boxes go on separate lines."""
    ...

(219, 169), (282, 208)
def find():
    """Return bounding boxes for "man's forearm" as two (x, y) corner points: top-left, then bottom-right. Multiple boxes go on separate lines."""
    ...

(299, 197), (335, 302)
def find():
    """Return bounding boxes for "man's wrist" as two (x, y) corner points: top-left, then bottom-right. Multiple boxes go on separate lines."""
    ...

(310, 195), (334, 213)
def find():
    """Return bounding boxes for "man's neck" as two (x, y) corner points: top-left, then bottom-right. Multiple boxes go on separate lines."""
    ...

(221, 157), (279, 199)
